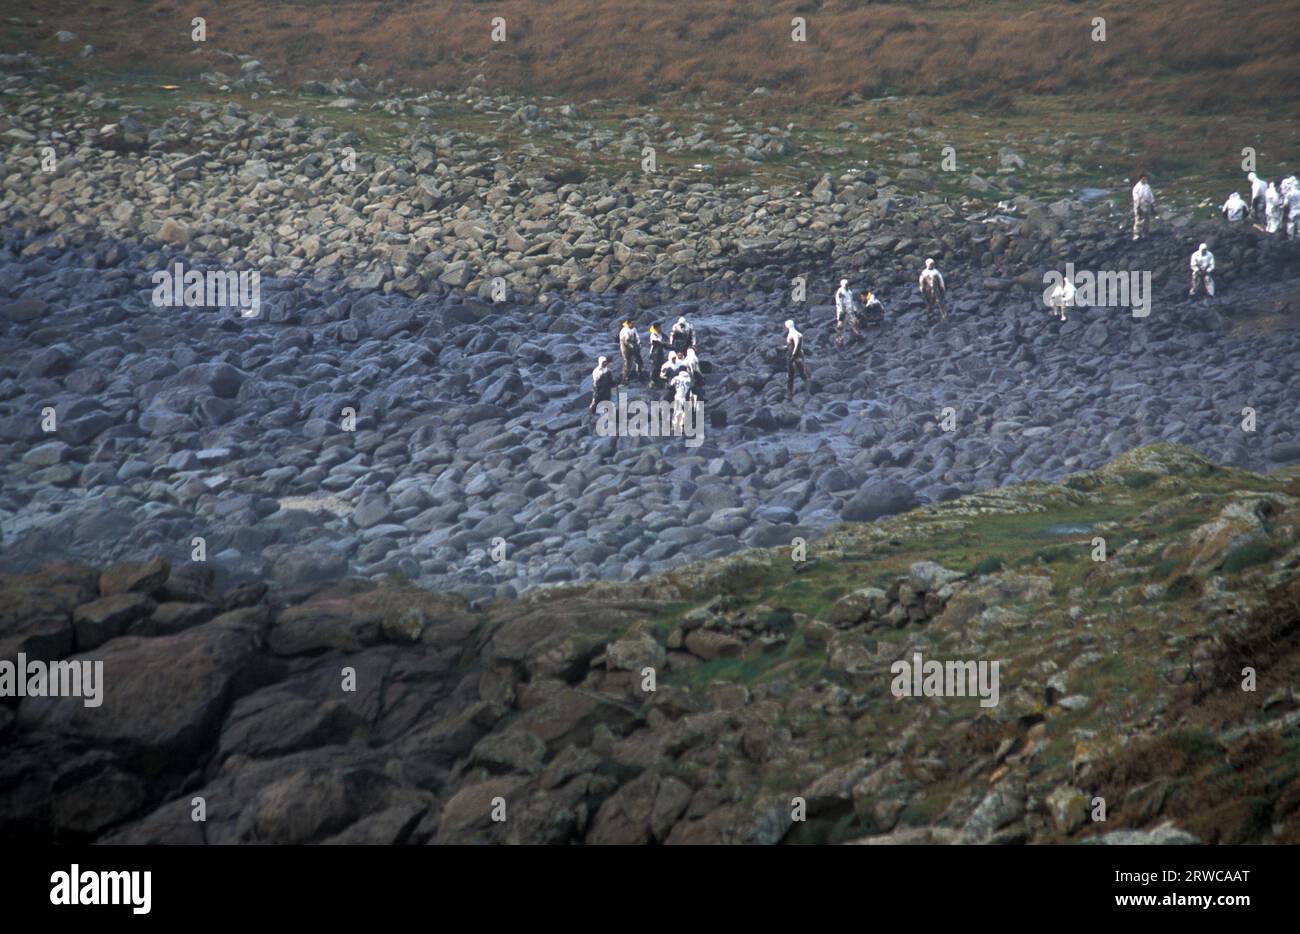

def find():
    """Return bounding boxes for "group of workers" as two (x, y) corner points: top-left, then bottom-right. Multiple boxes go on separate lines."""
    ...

(1229, 172), (1300, 238)
(1137, 170), (1299, 241)
(589, 316), (705, 414)
(585, 169), (1293, 412)
(587, 255), (949, 411)
(1134, 168), (1298, 298)
(588, 312), (818, 409)
(829, 259), (945, 341)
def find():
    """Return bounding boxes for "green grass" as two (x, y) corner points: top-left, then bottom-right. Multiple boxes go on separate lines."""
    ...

(971, 556), (1006, 576)
(1222, 542), (1281, 575)
(897, 784), (957, 828)
(630, 443), (1294, 841)
(669, 629), (817, 692)
(1033, 545), (1078, 565)
(1151, 557), (1180, 579)
(648, 456), (1291, 709)
(648, 601), (695, 640)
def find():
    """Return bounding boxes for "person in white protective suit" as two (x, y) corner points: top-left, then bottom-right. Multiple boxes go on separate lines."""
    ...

(834, 278), (855, 346)
(589, 356), (615, 414)
(918, 258), (947, 321)
(1048, 275), (1075, 322)
(681, 347), (704, 403)
(1285, 181), (1300, 240)
(669, 316), (695, 355)
(1264, 180), (1283, 234)
(1283, 176), (1300, 239)
(1132, 173), (1155, 240)
(659, 350), (685, 401)
(669, 367), (694, 435)
(1248, 171), (1267, 224)
(783, 319), (811, 397)
(1221, 192), (1247, 222)
(1189, 243), (1215, 298)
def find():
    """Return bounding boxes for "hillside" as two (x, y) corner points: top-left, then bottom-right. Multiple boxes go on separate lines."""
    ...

(8, 1), (1300, 114)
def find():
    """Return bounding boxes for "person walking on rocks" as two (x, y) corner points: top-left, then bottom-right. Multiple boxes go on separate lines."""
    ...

(1221, 191), (1248, 223)
(669, 367), (694, 434)
(682, 346), (705, 403)
(834, 278), (856, 346)
(1248, 171), (1268, 225)
(1048, 274), (1075, 322)
(618, 319), (643, 385)
(784, 319), (811, 398)
(1282, 176), (1299, 239)
(1264, 180), (1283, 234)
(660, 350), (685, 402)
(589, 356), (615, 414)
(647, 323), (667, 387)
(1131, 173), (1155, 240)
(670, 316), (695, 355)
(1189, 243), (1215, 298)
(918, 258), (947, 322)
(1284, 180), (1300, 240)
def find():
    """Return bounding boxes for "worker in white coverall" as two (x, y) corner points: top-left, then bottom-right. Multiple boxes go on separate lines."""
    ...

(1248, 171), (1267, 224)
(1132, 174), (1155, 240)
(1264, 181), (1282, 234)
(783, 319), (811, 398)
(1285, 182), (1300, 240)
(1048, 276), (1075, 322)
(834, 278), (855, 346)
(1189, 243), (1215, 298)
(589, 356), (615, 414)
(1283, 177), (1299, 239)
(918, 258), (947, 322)
(682, 347), (704, 403)
(1221, 192), (1247, 222)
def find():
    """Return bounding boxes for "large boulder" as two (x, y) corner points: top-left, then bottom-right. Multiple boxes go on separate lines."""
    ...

(99, 557), (170, 597)
(72, 593), (156, 650)
(17, 610), (272, 762)
(166, 362), (245, 399)
(841, 479), (919, 522)
(265, 546), (351, 599)
(0, 563), (98, 661)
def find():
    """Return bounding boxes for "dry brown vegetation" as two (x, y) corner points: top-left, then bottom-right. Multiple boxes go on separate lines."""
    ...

(1082, 576), (1300, 844)
(10, 0), (1299, 114)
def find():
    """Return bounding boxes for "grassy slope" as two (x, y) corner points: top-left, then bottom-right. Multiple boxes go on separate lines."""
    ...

(9, 2), (1298, 213)
(459, 444), (1300, 842)
(7, 1), (1300, 113)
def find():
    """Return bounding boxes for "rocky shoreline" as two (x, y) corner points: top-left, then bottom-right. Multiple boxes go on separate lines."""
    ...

(3, 51), (1300, 602)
